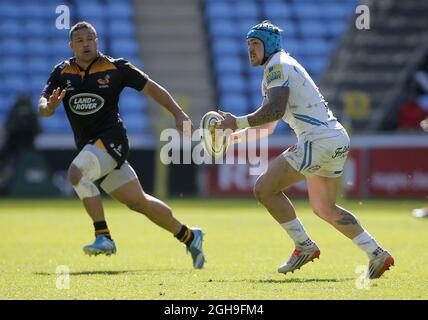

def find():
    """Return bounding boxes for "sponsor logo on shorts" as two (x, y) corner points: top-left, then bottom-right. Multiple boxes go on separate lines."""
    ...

(69, 93), (104, 115)
(332, 145), (349, 159)
(307, 165), (321, 173)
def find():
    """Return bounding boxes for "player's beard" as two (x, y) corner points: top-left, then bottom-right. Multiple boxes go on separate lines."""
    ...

(249, 55), (260, 66)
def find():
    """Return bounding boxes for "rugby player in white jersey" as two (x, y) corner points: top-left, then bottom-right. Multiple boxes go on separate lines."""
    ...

(218, 21), (394, 279)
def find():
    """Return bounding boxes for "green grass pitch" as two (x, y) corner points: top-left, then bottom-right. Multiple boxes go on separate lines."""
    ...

(0, 198), (427, 300)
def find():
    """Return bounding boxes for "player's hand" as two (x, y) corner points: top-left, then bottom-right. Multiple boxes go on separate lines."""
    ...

(47, 87), (66, 111)
(217, 110), (238, 132)
(421, 117), (428, 132)
(175, 112), (193, 138)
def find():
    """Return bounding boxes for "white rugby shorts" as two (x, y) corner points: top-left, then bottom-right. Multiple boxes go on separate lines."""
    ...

(73, 144), (138, 193)
(283, 129), (350, 178)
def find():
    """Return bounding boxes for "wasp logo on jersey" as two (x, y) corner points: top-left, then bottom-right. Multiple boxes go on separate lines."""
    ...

(69, 93), (105, 115)
(265, 65), (284, 85)
(97, 74), (110, 87)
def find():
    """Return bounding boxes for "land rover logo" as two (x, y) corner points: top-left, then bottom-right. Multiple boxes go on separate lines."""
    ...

(69, 93), (104, 115)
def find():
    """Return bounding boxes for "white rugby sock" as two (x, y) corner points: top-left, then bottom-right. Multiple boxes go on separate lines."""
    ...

(281, 218), (314, 247)
(352, 231), (383, 259)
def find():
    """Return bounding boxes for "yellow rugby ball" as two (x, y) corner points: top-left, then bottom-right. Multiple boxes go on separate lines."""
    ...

(200, 111), (229, 158)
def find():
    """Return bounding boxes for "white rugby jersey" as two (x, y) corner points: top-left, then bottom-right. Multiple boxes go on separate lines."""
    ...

(261, 51), (343, 137)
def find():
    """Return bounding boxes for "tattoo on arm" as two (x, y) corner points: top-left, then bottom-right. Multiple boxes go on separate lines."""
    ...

(248, 87), (289, 127)
(335, 209), (359, 226)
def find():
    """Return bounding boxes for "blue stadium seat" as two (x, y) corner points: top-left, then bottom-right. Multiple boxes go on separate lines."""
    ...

(249, 75), (262, 93)
(211, 39), (242, 56)
(0, 4), (21, 19)
(0, 20), (21, 37)
(245, 64), (264, 77)
(76, 3), (106, 20)
(284, 38), (304, 57)
(24, 21), (52, 37)
(294, 3), (323, 20)
(26, 39), (49, 55)
(206, 1), (233, 20)
(109, 20), (136, 38)
(214, 56), (244, 76)
(0, 57), (26, 74)
(261, 1), (293, 20)
(21, 3), (55, 19)
(0, 94), (16, 115)
(74, 0), (100, 3)
(300, 21), (329, 38)
(328, 21), (348, 38)
(305, 57), (329, 77)
(3, 76), (29, 94)
(51, 39), (73, 57)
(120, 89), (146, 112)
(301, 39), (332, 56)
(29, 75), (49, 95)
(279, 20), (298, 39)
(324, 3), (355, 20)
(217, 75), (246, 94)
(40, 116), (72, 133)
(251, 93), (263, 108)
(219, 93), (248, 115)
(0, 40), (25, 56)
(233, 1), (259, 19)
(110, 39), (139, 57)
(106, 2), (133, 19)
(208, 19), (238, 37)
(121, 112), (150, 134)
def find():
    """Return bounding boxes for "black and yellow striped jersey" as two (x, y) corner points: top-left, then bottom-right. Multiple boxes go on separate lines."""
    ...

(42, 52), (148, 150)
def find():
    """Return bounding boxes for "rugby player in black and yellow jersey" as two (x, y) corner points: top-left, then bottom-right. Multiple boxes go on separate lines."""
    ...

(39, 22), (204, 269)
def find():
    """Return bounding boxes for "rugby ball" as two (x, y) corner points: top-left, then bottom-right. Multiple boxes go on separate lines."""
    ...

(200, 111), (229, 158)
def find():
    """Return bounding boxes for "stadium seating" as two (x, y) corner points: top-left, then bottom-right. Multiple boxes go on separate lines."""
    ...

(0, 0), (149, 136)
(204, 0), (357, 134)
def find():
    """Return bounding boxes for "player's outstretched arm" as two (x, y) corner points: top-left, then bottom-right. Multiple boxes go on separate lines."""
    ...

(38, 87), (66, 117)
(229, 97), (278, 143)
(142, 79), (193, 137)
(247, 87), (289, 127)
